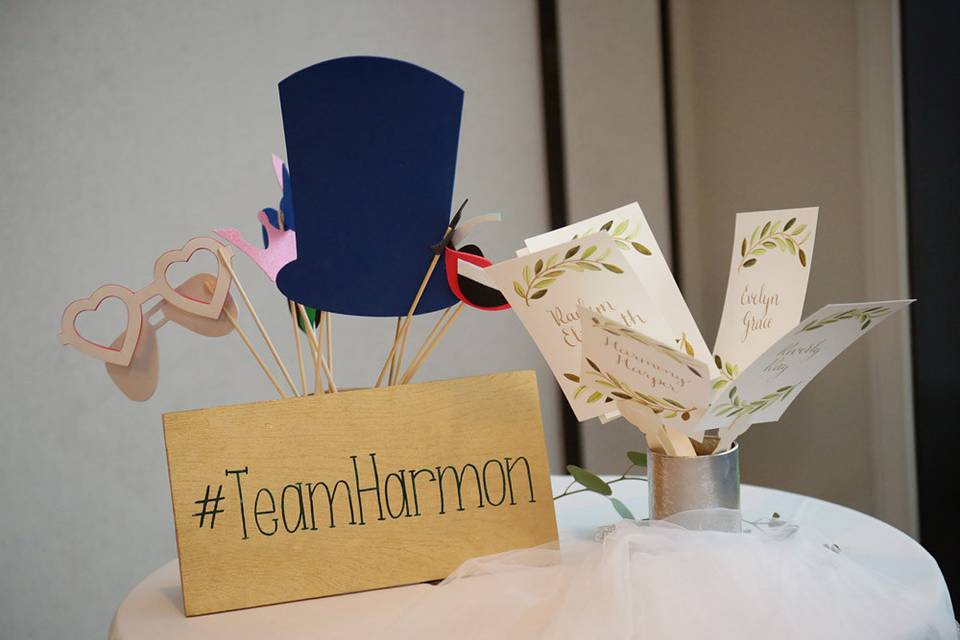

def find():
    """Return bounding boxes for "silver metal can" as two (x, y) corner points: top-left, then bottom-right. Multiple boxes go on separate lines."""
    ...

(648, 442), (741, 532)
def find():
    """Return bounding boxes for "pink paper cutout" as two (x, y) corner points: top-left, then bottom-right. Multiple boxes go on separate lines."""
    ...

(214, 211), (297, 282)
(272, 154), (284, 188)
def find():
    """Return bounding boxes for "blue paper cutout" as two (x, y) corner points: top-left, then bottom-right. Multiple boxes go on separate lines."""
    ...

(275, 56), (464, 316)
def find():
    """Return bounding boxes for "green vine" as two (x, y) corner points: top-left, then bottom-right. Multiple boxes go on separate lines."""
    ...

(711, 384), (798, 418)
(512, 243), (621, 305)
(800, 306), (891, 332)
(573, 218), (652, 256)
(738, 216), (810, 270)
(711, 353), (740, 390)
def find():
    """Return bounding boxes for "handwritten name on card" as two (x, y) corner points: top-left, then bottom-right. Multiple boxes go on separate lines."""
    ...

(163, 371), (558, 615)
(579, 308), (711, 437)
(486, 233), (675, 421)
(524, 203), (711, 365)
(713, 208), (819, 378)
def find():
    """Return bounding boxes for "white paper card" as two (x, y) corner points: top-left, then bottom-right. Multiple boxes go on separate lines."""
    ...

(702, 300), (913, 430)
(524, 203), (712, 367)
(486, 233), (675, 421)
(579, 308), (711, 436)
(712, 208), (819, 382)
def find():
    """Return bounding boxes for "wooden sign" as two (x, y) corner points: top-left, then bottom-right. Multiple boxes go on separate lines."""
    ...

(162, 370), (558, 616)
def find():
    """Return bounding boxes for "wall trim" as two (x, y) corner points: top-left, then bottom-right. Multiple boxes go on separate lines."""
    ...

(857, 0), (919, 537)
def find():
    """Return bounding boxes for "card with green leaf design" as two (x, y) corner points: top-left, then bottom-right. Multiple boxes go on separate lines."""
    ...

(486, 233), (675, 421)
(578, 308), (712, 437)
(701, 300), (913, 430)
(523, 202), (712, 369)
(713, 207), (819, 378)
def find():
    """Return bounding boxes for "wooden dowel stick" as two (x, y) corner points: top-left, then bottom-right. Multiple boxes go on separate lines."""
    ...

(289, 300), (307, 396)
(217, 248), (298, 396)
(298, 304), (336, 393)
(375, 252), (442, 387)
(205, 281), (286, 399)
(375, 199), (467, 388)
(388, 318), (401, 384)
(276, 209), (306, 397)
(325, 312), (333, 375)
(400, 302), (465, 384)
(401, 306), (452, 382)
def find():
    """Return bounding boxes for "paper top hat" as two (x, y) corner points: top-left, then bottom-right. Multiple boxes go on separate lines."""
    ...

(275, 56), (464, 316)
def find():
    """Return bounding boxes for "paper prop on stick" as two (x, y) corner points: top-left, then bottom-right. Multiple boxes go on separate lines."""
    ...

(444, 213), (509, 311)
(59, 238), (238, 400)
(525, 203), (712, 367)
(712, 208), (819, 382)
(485, 233), (676, 421)
(275, 56), (464, 316)
(215, 211), (296, 281)
(105, 274), (238, 401)
(59, 237), (234, 366)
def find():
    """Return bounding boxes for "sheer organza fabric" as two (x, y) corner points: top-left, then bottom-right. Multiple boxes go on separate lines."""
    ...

(379, 511), (957, 639)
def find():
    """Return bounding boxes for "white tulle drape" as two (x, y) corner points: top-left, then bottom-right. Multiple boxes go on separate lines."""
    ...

(377, 511), (958, 639)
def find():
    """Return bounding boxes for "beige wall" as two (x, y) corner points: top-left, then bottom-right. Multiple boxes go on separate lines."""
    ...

(558, 0), (673, 471)
(670, 0), (915, 531)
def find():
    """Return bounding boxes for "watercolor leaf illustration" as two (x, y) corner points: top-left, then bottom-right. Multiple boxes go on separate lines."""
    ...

(711, 353), (740, 390)
(738, 216), (810, 270)
(583, 358), (696, 420)
(512, 244), (622, 306)
(572, 219), (652, 256)
(563, 371), (616, 405)
(799, 306), (891, 332)
(711, 384), (798, 418)
(676, 332), (696, 357)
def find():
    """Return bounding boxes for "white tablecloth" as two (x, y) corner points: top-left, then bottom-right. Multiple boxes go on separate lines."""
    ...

(109, 478), (954, 639)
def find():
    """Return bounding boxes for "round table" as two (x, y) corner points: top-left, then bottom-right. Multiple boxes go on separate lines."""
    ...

(110, 477), (952, 639)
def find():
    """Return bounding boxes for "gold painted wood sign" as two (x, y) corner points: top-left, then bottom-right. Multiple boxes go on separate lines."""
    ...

(163, 370), (558, 616)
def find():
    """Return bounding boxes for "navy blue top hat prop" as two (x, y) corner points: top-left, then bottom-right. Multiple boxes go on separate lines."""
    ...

(275, 56), (464, 317)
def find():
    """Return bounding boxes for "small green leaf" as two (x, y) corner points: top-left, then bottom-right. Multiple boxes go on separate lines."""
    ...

(523, 264), (532, 285)
(784, 217), (796, 231)
(565, 245), (581, 260)
(567, 465), (612, 495)
(740, 238), (747, 257)
(602, 263), (624, 273)
(581, 245), (597, 259)
(714, 354), (723, 369)
(798, 248), (807, 267)
(586, 358), (601, 372)
(610, 497), (635, 520)
(530, 289), (548, 300)
(632, 242), (652, 256)
(627, 451), (647, 467)
(761, 221), (771, 237)
(612, 220), (630, 236)
(532, 279), (555, 289)
(563, 373), (580, 383)
(600, 220), (614, 232)
(743, 258), (757, 268)
(534, 259), (544, 275)
(513, 281), (525, 298)
(586, 391), (604, 403)
(611, 391), (631, 400)
(712, 379), (728, 390)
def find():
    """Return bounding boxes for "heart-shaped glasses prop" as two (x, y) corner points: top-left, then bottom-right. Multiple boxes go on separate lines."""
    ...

(105, 273), (238, 401)
(59, 237), (234, 367)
